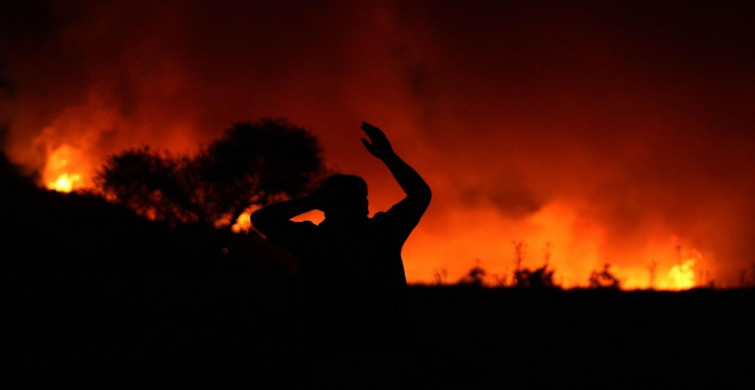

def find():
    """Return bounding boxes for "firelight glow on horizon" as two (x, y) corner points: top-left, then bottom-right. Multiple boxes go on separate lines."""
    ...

(2, 1), (754, 288)
(40, 141), (711, 291)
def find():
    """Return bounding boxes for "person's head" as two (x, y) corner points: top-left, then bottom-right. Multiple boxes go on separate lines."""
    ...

(315, 174), (368, 220)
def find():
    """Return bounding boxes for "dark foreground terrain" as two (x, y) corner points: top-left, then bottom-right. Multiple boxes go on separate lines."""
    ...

(4, 141), (751, 388)
(3, 273), (753, 389)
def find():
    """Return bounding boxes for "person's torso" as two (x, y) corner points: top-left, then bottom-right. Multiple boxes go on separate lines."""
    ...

(299, 218), (406, 291)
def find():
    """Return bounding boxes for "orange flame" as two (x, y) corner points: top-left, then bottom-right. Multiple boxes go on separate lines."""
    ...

(668, 259), (697, 290)
(44, 145), (88, 193)
(48, 173), (83, 193)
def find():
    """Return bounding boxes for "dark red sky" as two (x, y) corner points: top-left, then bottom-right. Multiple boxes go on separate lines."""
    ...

(2, 1), (754, 287)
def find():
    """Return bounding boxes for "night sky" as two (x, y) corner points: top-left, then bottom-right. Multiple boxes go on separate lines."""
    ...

(2, 1), (754, 287)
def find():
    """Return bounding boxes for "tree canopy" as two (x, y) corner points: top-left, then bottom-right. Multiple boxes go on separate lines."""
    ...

(97, 118), (325, 227)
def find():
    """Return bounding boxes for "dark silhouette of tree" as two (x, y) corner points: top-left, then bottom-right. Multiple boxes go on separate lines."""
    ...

(195, 119), (324, 227)
(97, 119), (325, 227)
(97, 147), (200, 224)
(589, 263), (621, 289)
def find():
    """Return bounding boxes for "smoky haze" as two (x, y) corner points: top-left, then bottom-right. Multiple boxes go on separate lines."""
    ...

(2, 1), (754, 286)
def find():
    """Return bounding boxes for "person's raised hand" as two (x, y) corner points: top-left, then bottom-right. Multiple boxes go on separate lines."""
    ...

(361, 122), (394, 159)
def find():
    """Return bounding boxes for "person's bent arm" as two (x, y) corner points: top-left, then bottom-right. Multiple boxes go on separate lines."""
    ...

(250, 196), (318, 235)
(361, 122), (432, 207)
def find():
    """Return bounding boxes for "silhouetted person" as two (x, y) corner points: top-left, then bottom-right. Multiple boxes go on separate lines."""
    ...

(251, 122), (431, 299)
(251, 122), (430, 386)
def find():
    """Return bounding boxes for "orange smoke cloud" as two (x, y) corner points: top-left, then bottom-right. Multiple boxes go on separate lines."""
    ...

(2, 1), (754, 288)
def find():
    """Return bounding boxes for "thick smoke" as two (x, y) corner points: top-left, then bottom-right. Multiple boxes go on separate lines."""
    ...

(2, 1), (754, 286)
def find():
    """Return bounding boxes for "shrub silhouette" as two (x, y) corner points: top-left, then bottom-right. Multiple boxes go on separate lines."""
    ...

(97, 118), (325, 227)
(510, 241), (556, 288)
(589, 263), (621, 289)
(433, 266), (448, 285)
(459, 262), (487, 287)
(514, 265), (555, 288)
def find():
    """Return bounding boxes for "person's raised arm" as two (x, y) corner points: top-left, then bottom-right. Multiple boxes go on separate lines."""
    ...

(361, 122), (431, 208)
(250, 195), (319, 235)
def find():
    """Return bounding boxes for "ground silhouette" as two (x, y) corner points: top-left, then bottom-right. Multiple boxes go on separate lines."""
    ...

(4, 129), (755, 388)
(0, 149), (295, 276)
